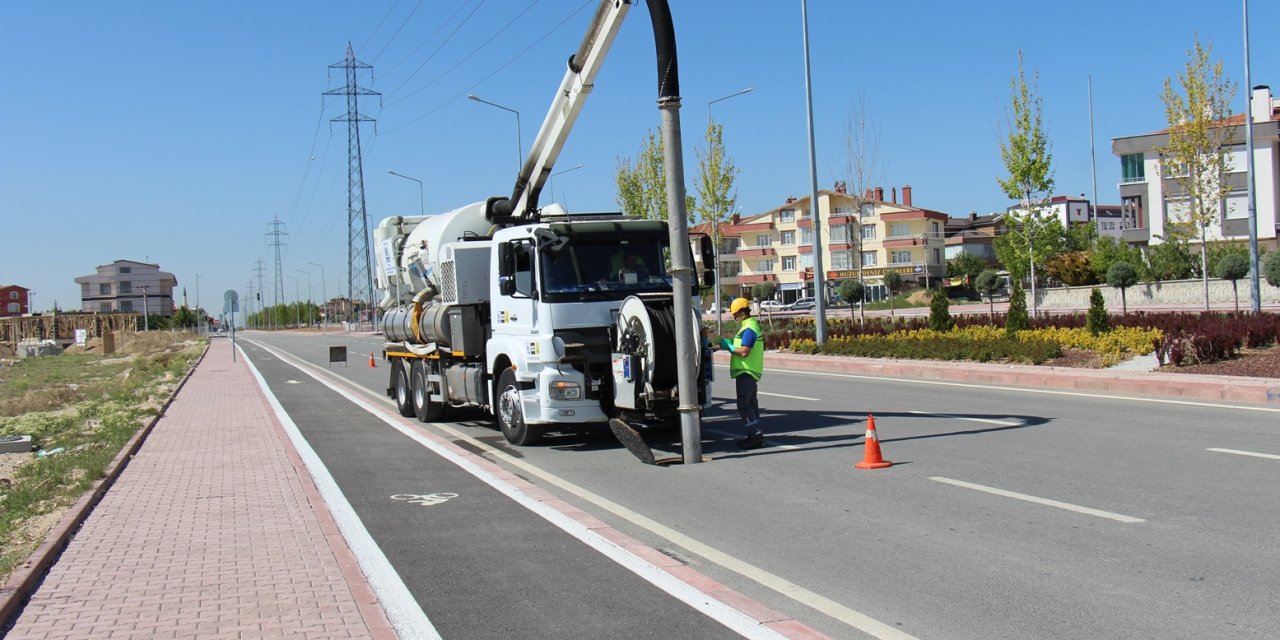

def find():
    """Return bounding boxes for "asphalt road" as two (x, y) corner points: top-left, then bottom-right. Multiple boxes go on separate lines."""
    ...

(239, 329), (1280, 639)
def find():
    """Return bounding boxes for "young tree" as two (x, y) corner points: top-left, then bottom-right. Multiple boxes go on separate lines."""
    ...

(693, 121), (740, 329)
(947, 251), (989, 285)
(615, 129), (676, 221)
(1086, 287), (1110, 336)
(1215, 253), (1250, 312)
(928, 288), (954, 332)
(1106, 261), (1139, 315)
(840, 92), (883, 326)
(1090, 235), (1149, 283)
(1266, 251), (1280, 288)
(1005, 282), (1030, 335)
(751, 282), (777, 327)
(883, 269), (902, 317)
(975, 269), (1001, 319)
(837, 279), (865, 322)
(1158, 37), (1237, 310)
(1146, 230), (1197, 282)
(997, 51), (1055, 318)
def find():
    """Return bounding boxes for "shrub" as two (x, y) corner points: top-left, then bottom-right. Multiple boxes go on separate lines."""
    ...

(1006, 283), (1030, 335)
(1086, 287), (1109, 336)
(1265, 252), (1280, 288)
(928, 288), (954, 332)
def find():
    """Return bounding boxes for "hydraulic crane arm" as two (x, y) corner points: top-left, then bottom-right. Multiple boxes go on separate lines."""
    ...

(486, 0), (632, 225)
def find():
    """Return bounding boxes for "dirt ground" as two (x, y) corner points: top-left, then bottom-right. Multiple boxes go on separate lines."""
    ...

(1158, 345), (1280, 378)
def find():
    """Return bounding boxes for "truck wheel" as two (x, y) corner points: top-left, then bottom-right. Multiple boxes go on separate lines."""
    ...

(496, 369), (542, 445)
(393, 360), (414, 418)
(411, 360), (443, 422)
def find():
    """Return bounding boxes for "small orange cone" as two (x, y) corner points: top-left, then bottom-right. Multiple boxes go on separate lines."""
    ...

(855, 414), (892, 469)
(368, 353), (377, 368)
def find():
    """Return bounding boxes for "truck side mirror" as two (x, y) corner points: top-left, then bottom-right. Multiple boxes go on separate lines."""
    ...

(698, 234), (716, 288)
(497, 242), (513, 278)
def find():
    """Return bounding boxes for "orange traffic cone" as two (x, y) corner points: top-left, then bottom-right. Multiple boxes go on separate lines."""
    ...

(855, 414), (892, 469)
(368, 353), (377, 368)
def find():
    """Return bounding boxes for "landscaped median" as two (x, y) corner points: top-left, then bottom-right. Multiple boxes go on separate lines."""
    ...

(0, 332), (205, 587)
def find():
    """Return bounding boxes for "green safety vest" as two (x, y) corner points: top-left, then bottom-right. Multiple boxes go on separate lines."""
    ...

(730, 317), (764, 380)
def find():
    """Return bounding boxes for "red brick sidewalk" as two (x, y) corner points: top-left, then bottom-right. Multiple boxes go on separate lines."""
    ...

(5, 339), (394, 639)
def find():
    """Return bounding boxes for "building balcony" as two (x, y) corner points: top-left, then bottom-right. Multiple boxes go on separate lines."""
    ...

(727, 220), (775, 233)
(737, 273), (779, 285)
(736, 247), (776, 258)
(1119, 176), (1146, 185)
(882, 236), (927, 248)
(1120, 227), (1150, 244)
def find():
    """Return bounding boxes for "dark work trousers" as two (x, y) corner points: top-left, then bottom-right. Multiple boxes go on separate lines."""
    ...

(734, 373), (763, 436)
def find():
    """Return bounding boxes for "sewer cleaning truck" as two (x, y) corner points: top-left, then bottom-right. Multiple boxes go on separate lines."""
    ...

(373, 0), (713, 446)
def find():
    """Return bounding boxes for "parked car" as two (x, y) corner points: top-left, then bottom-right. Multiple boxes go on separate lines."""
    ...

(757, 300), (787, 312)
(787, 297), (816, 311)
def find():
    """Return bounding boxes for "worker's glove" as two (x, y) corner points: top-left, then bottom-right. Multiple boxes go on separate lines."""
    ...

(719, 338), (733, 351)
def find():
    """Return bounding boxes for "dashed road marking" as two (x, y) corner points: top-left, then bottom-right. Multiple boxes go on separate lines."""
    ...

(930, 476), (1145, 524)
(1207, 447), (1280, 461)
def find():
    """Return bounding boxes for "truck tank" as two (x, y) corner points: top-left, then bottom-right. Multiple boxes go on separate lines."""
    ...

(375, 201), (494, 308)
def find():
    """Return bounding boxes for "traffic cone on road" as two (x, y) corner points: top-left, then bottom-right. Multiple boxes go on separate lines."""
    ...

(855, 414), (892, 469)
(368, 353), (377, 368)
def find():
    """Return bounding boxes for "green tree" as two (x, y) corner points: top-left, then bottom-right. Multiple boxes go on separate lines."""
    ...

(883, 269), (902, 317)
(1085, 287), (1109, 336)
(997, 51), (1055, 317)
(1005, 282), (1030, 335)
(928, 288), (954, 332)
(1146, 231), (1196, 282)
(615, 129), (676, 221)
(1106, 261), (1139, 315)
(1264, 251), (1280, 288)
(1044, 251), (1096, 286)
(751, 282), (777, 327)
(172, 306), (198, 328)
(975, 269), (1001, 319)
(1159, 37), (1237, 309)
(837, 279), (865, 322)
(693, 122), (739, 231)
(1090, 235), (1149, 283)
(1214, 253), (1250, 312)
(946, 251), (989, 285)
(840, 92), (883, 327)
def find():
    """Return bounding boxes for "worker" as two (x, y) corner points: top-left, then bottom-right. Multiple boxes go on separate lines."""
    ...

(719, 297), (766, 450)
(609, 249), (650, 282)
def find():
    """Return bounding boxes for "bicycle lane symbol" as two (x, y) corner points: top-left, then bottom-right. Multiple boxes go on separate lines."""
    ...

(391, 493), (459, 507)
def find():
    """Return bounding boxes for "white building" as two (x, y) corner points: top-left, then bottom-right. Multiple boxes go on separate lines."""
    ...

(1110, 84), (1280, 250)
(75, 259), (177, 316)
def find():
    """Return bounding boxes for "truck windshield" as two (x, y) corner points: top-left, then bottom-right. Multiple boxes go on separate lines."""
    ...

(540, 236), (671, 299)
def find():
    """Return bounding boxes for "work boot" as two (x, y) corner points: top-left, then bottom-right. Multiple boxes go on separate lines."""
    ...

(737, 433), (766, 450)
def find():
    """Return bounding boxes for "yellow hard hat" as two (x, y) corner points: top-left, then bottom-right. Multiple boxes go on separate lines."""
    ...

(729, 297), (751, 315)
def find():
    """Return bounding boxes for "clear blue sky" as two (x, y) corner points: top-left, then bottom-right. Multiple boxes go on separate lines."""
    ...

(4, 1), (1276, 316)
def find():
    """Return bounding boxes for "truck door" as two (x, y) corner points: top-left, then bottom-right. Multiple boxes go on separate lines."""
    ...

(494, 239), (538, 338)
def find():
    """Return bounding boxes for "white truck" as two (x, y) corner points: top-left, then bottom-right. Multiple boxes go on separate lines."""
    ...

(373, 0), (713, 446)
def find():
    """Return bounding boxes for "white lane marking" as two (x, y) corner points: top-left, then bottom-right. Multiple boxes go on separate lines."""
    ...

(759, 391), (820, 401)
(239, 345), (442, 640)
(1207, 447), (1280, 461)
(929, 477), (1145, 524)
(247, 340), (796, 640)
(906, 410), (1021, 427)
(702, 427), (803, 451)
(714, 364), (1280, 414)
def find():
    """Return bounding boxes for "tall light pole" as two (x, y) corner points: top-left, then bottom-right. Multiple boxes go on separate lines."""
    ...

(707, 87), (753, 334)
(547, 163), (584, 206)
(194, 273), (205, 335)
(285, 275), (300, 328)
(140, 285), (150, 331)
(468, 94), (522, 173)
(801, 0), (827, 344)
(297, 268), (313, 329)
(387, 170), (424, 215)
(1242, 0), (1261, 313)
(310, 262), (328, 333)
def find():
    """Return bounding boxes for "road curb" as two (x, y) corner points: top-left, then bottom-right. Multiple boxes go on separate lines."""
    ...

(715, 351), (1280, 406)
(0, 341), (210, 630)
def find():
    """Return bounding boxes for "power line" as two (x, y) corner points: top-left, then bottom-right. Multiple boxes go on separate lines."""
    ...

(379, 0), (479, 79)
(384, 0), (488, 103)
(359, 0), (402, 53)
(370, 0), (426, 64)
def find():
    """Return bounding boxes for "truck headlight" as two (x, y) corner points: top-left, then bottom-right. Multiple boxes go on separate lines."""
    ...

(549, 381), (582, 400)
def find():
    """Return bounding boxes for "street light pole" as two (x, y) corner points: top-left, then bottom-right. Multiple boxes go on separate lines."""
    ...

(285, 275), (299, 328)
(468, 94), (522, 173)
(547, 163), (584, 206)
(140, 285), (149, 331)
(707, 87), (753, 334)
(310, 262), (328, 334)
(387, 170), (424, 216)
(297, 268), (313, 329)
(801, 0), (827, 344)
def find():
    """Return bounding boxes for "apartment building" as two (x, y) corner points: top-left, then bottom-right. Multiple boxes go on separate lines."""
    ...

(1110, 84), (1280, 250)
(944, 213), (1003, 262)
(727, 184), (947, 304)
(75, 260), (177, 317)
(0, 285), (31, 317)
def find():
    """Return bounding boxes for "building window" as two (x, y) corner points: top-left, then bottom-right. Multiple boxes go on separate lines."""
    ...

(931, 222), (940, 236)
(118, 266), (132, 274)
(860, 225), (877, 240)
(799, 228), (813, 245)
(933, 248), (941, 264)
(100, 303), (113, 312)
(779, 209), (795, 222)
(120, 300), (133, 312)
(891, 250), (913, 264)
(862, 252), (877, 266)
(831, 251), (853, 270)
(829, 224), (850, 243)
(757, 260), (773, 272)
(780, 230), (795, 245)
(833, 206), (854, 217)
(8, 291), (16, 300)
(99, 283), (111, 295)
(799, 254), (814, 269)
(755, 234), (771, 247)
(1121, 153), (1145, 183)
(119, 281), (132, 294)
(889, 223), (910, 238)
(7, 303), (18, 314)
(782, 256), (796, 271)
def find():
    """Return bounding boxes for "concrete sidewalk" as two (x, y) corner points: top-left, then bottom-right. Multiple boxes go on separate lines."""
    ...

(4, 339), (394, 639)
